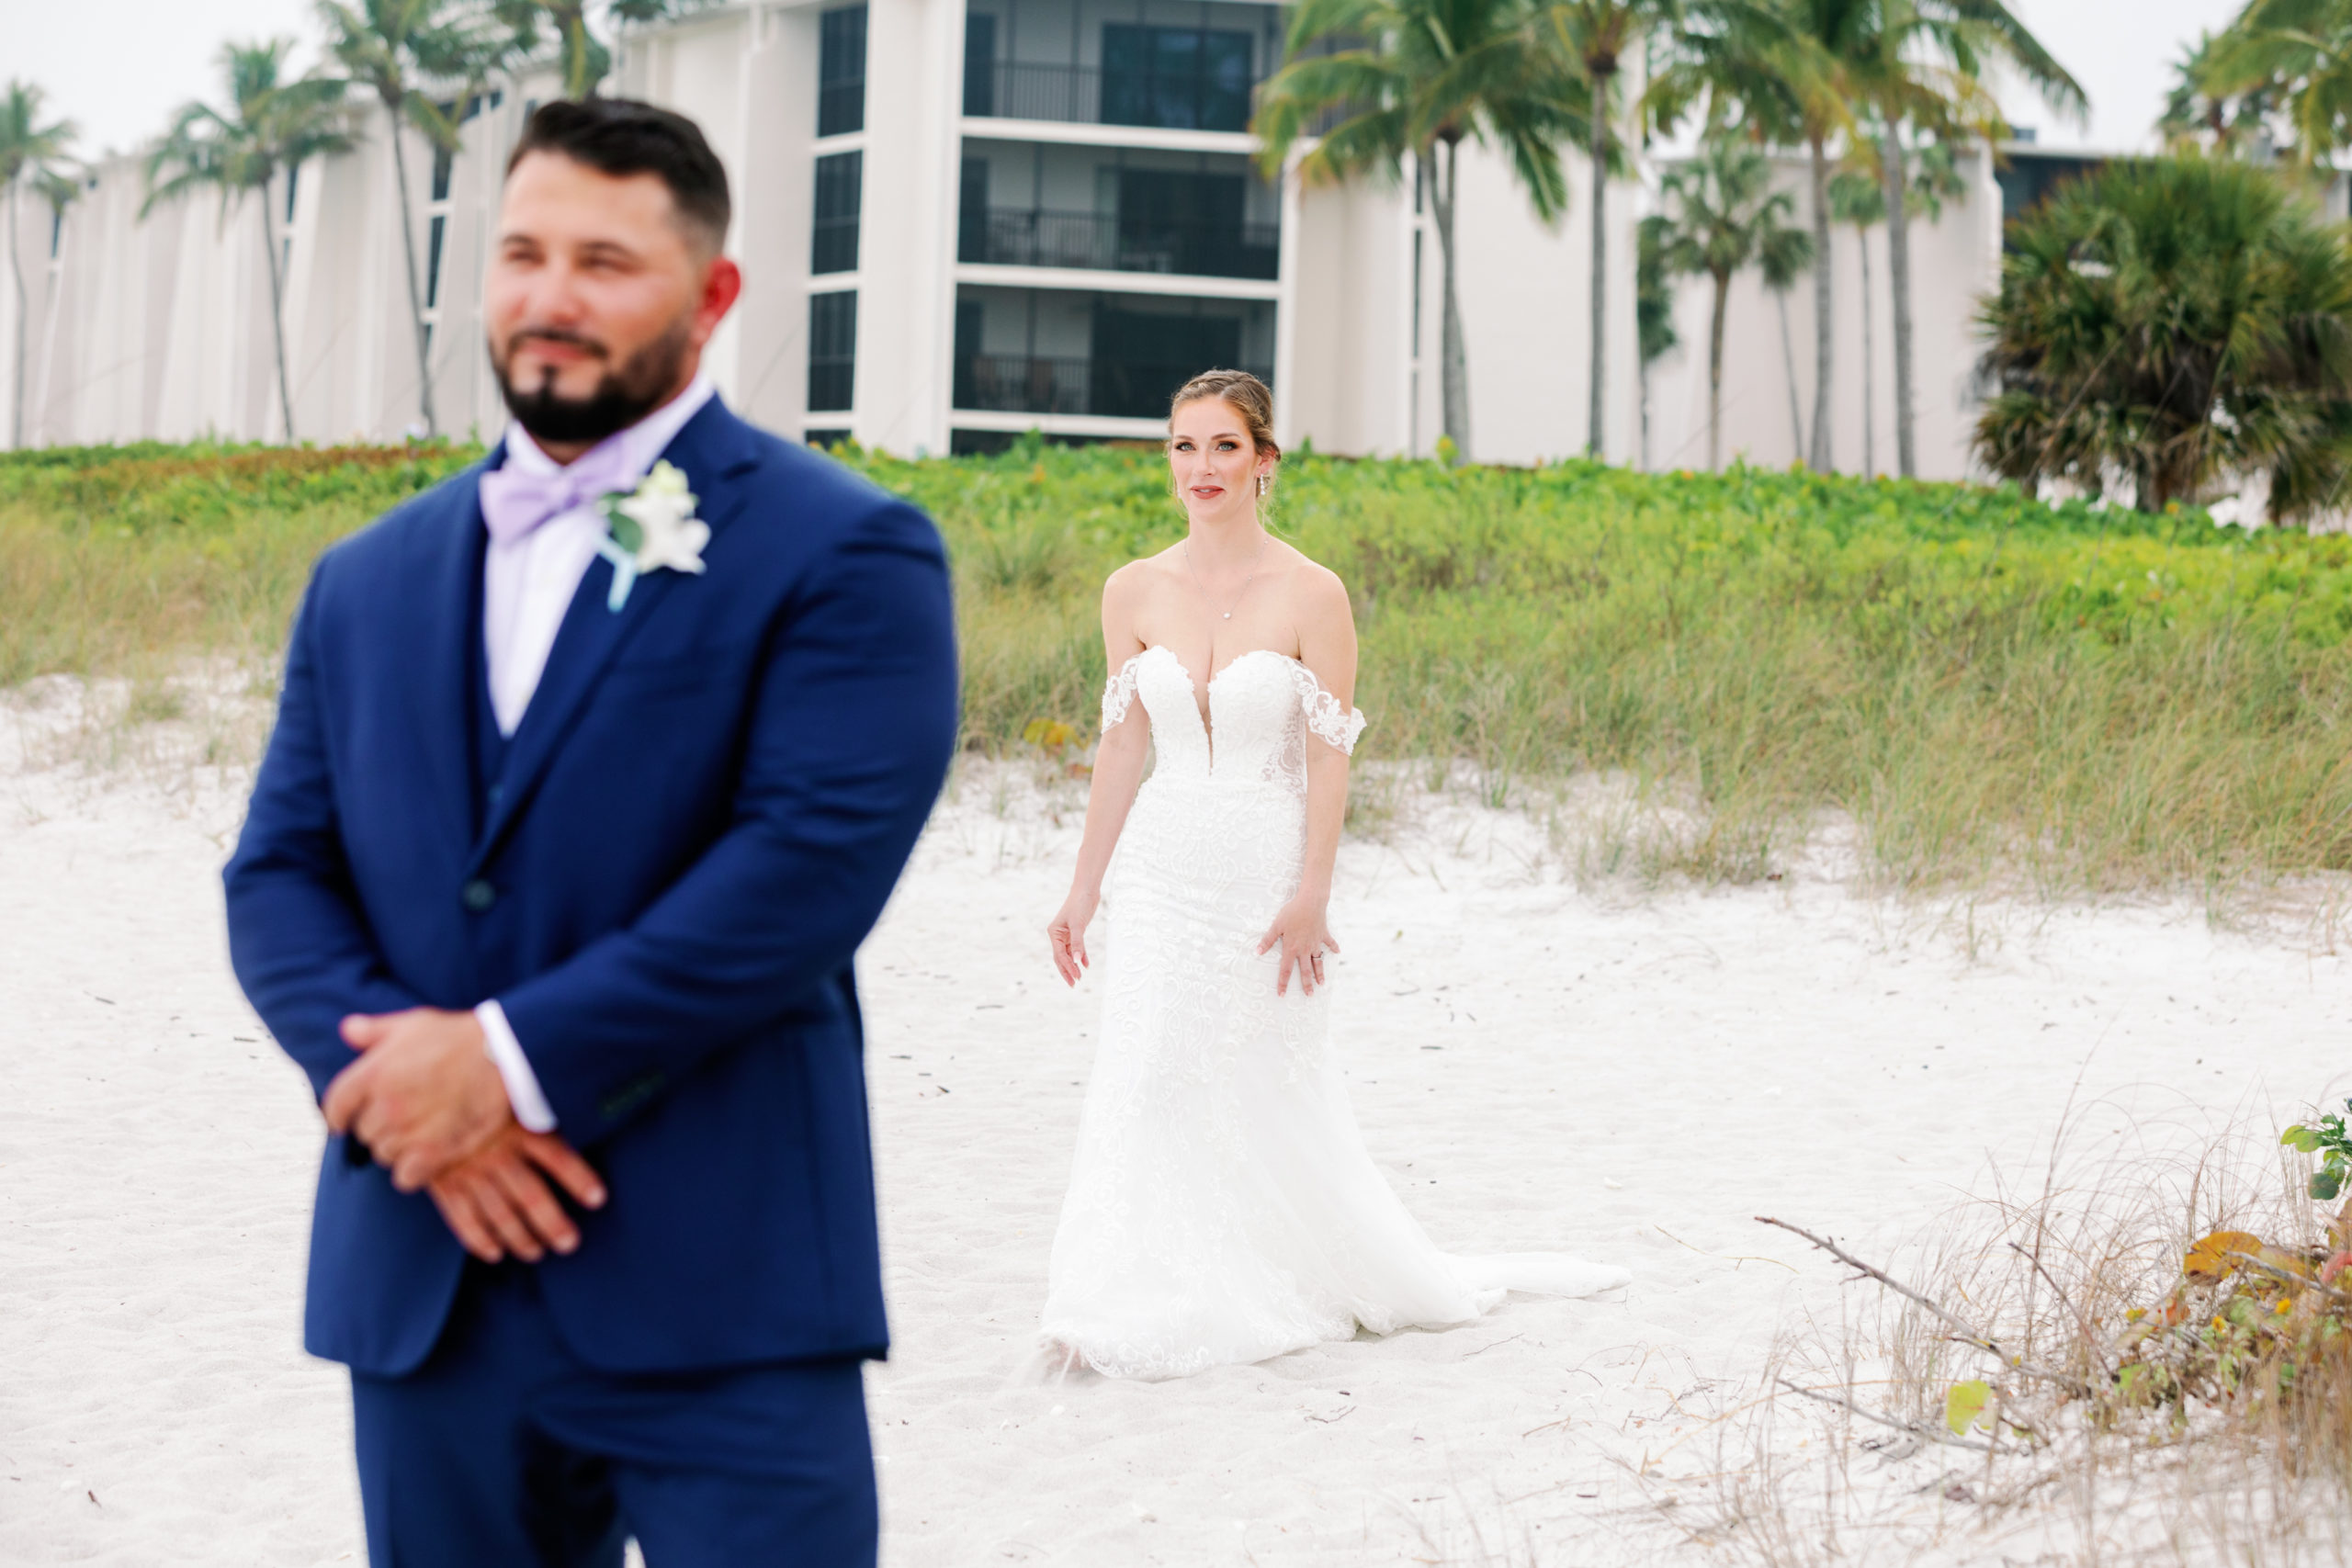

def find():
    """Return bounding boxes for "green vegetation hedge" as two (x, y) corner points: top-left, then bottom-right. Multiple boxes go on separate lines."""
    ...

(8, 435), (2352, 892)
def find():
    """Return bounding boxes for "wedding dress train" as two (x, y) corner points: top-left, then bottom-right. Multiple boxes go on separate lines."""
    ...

(1041, 646), (1629, 1381)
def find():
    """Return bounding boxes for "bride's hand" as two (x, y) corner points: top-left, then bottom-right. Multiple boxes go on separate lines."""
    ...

(1048, 886), (1100, 986)
(1258, 897), (1340, 996)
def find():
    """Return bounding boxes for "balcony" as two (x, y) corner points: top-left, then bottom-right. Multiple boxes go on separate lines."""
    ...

(965, 60), (1257, 131)
(958, 207), (1278, 280)
(953, 355), (1274, 420)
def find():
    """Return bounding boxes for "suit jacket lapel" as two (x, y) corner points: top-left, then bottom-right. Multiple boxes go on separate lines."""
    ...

(464, 399), (765, 875)
(416, 459), (494, 859)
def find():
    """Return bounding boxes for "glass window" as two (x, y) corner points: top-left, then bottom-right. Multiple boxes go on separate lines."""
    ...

(812, 151), (862, 275)
(1101, 25), (1253, 132)
(425, 214), (447, 310)
(808, 290), (857, 412)
(957, 157), (988, 263)
(962, 14), (996, 116)
(819, 6), (868, 137)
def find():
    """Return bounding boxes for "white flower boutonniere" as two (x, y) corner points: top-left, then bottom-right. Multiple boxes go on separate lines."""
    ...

(595, 460), (709, 612)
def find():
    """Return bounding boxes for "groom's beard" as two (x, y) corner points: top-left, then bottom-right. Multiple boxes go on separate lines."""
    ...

(492, 316), (693, 446)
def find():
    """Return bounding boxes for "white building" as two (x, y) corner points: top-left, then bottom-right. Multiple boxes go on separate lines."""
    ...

(2, 0), (2084, 479)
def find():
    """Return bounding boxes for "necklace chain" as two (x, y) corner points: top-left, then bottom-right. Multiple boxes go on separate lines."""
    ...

(1185, 536), (1270, 623)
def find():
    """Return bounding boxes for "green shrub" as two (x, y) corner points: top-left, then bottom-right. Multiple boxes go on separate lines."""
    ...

(11, 437), (2352, 893)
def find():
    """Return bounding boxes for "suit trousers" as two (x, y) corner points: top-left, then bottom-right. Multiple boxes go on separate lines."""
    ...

(350, 1261), (877, 1568)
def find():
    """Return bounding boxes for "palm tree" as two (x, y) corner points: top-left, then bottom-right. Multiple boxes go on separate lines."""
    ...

(1256, 0), (1589, 461)
(1707, 0), (1863, 473)
(1542, 0), (1681, 457)
(1760, 218), (1808, 459)
(1850, 0), (2080, 479)
(1975, 155), (2352, 523)
(1824, 162), (1880, 474)
(318, 0), (510, 437)
(1635, 209), (1678, 468)
(1654, 136), (1812, 470)
(1, 82), (78, 451)
(146, 41), (356, 445)
(491, 1), (718, 99)
(2201, 0), (2352, 160)
(1826, 127), (1958, 477)
(2161, 29), (2282, 155)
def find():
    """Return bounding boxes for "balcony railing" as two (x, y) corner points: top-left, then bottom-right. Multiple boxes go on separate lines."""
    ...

(958, 207), (1279, 280)
(965, 62), (1256, 131)
(954, 355), (1274, 420)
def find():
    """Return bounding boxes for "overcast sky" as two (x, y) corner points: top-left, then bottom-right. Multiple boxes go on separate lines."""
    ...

(9, 0), (2258, 163)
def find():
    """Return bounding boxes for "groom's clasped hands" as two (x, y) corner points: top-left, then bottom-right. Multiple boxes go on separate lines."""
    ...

(323, 1007), (606, 1265)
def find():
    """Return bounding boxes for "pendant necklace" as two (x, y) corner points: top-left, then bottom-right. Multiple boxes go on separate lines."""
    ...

(1186, 534), (1271, 622)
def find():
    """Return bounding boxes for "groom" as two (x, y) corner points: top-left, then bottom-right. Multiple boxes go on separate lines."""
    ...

(224, 98), (956, 1564)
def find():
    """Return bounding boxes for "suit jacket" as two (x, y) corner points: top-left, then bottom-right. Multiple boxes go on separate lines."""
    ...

(223, 398), (959, 1378)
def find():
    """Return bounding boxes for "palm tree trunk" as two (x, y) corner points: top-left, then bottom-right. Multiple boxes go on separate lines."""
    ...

(1708, 269), (1729, 472)
(1857, 224), (1875, 479)
(1881, 132), (1916, 479)
(1639, 351), (1651, 472)
(1587, 68), (1608, 459)
(1432, 138), (1470, 461)
(384, 99), (439, 436)
(258, 182), (297, 443)
(1805, 133), (1832, 471)
(568, 14), (593, 98)
(9, 182), (26, 451)
(1774, 290), (1804, 459)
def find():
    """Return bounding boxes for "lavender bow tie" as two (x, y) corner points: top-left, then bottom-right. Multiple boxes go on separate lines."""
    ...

(479, 439), (638, 546)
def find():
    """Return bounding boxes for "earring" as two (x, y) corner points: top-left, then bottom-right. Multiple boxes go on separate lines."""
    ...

(1257, 475), (1269, 498)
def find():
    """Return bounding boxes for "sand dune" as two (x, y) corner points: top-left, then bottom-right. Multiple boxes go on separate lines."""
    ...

(5, 694), (2346, 1565)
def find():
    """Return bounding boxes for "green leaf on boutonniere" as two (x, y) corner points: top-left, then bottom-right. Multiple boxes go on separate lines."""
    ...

(604, 497), (644, 555)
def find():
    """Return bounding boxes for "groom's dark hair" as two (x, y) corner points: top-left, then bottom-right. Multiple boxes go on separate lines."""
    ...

(507, 97), (731, 256)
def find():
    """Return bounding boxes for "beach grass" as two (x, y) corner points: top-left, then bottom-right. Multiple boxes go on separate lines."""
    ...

(8, 434), (2352, 896)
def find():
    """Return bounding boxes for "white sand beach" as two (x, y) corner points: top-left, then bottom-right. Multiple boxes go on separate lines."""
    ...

(6, 682), (2349, 1566)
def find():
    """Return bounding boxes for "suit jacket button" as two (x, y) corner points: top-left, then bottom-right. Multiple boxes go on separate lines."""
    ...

(461, 879), (497, 913)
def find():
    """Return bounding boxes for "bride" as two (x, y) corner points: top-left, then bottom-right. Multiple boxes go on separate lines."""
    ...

(1040, 369), (1628, 1381)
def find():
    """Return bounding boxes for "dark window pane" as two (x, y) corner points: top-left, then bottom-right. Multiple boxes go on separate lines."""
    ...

(963, 15), (996, 116)
(957, 158), (988, 262)
(425, 214), (447, 310)
(1102, 25), (1252, 130)
(808, 290), (857, 412)
(431, 146), (454, 203)
(812, 151), (863, 274)
(819, 6), (868, 136)
(1091, 303), (1242, 418)
(953, 299), (983, 406)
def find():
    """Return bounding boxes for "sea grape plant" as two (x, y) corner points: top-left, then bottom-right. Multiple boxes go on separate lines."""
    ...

(2282, 1099), (2352, 1200)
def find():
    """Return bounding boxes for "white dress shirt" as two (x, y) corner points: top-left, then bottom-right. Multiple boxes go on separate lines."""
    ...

(474, 373), (718, 1133)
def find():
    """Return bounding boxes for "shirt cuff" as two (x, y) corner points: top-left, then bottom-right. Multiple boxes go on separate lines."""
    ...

(475, 998), (558, 1133)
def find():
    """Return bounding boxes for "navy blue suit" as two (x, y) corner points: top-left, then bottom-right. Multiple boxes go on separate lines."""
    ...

(224, 398), (958, 1564)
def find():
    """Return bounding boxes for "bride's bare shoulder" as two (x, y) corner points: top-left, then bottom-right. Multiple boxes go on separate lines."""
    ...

(1269, 541), (1351, 613)
(1103, 547), (1183, 595)
(1102, 549), (1183, 635)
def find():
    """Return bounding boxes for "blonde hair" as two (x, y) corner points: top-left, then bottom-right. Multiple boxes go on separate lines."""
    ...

(1169, 369), (1281, 462)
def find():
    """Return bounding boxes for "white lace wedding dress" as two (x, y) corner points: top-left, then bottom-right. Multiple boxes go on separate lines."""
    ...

(1041, 646), (1630, 1381)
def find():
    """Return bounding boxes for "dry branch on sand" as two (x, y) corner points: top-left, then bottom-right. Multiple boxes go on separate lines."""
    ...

(1684, 1119), (2352, 1567)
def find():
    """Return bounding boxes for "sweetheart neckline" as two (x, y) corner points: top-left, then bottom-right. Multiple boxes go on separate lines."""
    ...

(1137, 644), (1302, 693)
(1130, 645), (1303, 755)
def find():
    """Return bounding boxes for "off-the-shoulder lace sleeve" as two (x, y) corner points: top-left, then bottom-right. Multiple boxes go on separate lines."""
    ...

(1101, 653), (1144, 733)
(1286, 662), (1368, 756)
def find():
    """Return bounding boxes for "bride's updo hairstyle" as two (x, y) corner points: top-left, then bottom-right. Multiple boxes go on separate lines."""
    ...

(1168, 370), (1281, 496)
